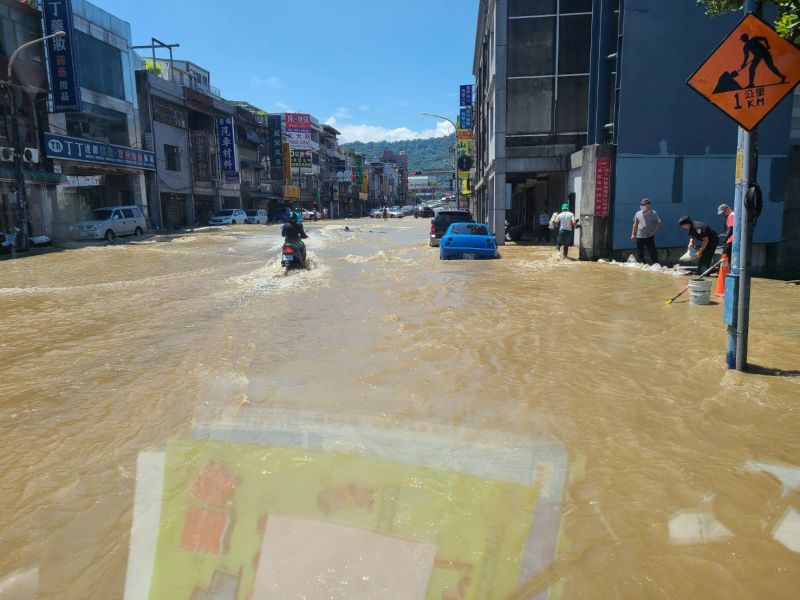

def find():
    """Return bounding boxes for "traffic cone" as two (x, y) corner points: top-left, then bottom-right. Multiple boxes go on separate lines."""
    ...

(716, 254), (730, 296)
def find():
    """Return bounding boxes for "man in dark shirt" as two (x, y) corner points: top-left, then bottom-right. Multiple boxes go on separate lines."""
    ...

(679, 216), (719, 273)
(281, 213), (308, 263)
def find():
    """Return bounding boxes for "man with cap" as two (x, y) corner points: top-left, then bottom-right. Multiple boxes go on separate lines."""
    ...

(679, 216), (719, 273)
(554, 202), (576, 259)
(718, 203), (735, 259)
(631, 198), (662, 265)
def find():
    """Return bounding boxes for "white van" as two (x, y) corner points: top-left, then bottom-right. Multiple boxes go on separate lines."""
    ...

(76, 206), (147, 242)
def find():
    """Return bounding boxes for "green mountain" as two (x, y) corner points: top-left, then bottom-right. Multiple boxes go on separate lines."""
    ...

(342, 135), (456, 173)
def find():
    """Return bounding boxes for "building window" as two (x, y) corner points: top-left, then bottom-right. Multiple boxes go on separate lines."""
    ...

(65, 103), (129, 145)
(165, 145), (181, 171)
(75, 31), (124, 100)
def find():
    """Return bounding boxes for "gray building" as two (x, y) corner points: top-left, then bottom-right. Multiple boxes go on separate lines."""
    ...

(46, 0), (150, 239)
(472, 0), (794, 262)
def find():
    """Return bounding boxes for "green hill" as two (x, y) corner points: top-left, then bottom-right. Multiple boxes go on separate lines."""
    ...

(342, 135), (455, 172)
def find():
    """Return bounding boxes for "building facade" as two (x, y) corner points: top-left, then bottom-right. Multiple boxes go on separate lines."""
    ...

(45, 0), (151, 239)
(472, 0), (794, 257)
(0, 0), (59, 239)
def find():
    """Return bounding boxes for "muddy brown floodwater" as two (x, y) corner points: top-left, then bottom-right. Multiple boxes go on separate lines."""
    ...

(0, 219), (798, 600)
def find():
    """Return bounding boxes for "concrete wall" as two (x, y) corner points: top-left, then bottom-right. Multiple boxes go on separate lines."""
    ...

(612, 0), (792, 251)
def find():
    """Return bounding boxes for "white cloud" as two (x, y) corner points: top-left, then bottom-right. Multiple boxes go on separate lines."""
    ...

(358, 104), (371, 112)
(334, 106), (353, 119)
(249, 75), (283, 90)
(325, 116), (454, 144)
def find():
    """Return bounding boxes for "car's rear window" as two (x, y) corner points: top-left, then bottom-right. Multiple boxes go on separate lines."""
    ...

(246, 210), (258, 216)
(435, 212), (473, 226)
(216, 210), (234, 216)
(450, 224), (488, 235)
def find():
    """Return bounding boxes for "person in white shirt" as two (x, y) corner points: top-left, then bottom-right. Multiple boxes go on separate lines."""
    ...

(537, 210), (552, 243)
(554, 202), (576, 259)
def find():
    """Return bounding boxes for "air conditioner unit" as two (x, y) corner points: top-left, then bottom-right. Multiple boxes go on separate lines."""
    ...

(0, 147), (15, 162)
(23, 148), (40, 164)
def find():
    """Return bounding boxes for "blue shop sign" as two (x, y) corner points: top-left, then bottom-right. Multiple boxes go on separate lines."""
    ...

(459, 107), (473, 129)
(216, 116), (240, 181)
(459, 84), (472, 107)
(43, 133), (156, 170)
(43, 0), (82, 112)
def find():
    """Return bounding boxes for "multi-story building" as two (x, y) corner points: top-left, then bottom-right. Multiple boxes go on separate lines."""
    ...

(41, 0), (152, 239)
(320, 124), (343, 216)
(380, 150), (409, 205)
(472, 0), (793, 258)
(0, 0), (59, 239)
(408, 170), (454, 202)
(228, 102), (270, 214)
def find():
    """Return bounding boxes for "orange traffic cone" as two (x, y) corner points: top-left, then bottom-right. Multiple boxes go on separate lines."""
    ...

(716, 254), (730, 296)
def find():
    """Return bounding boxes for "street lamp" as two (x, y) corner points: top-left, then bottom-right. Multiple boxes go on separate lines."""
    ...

(421, 112), (459, 209)
(2, 30), (66, 252)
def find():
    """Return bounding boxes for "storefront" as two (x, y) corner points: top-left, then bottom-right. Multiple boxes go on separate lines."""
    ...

(43, 133), (154, 238)
(0, 169), (63, 238)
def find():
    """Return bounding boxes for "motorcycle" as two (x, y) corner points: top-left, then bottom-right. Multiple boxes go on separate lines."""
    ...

(281, 241), (306, 271)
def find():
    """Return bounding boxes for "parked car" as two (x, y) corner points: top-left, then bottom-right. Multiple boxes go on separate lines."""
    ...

(209, 209), (246, 226)
(299, 208), (319, 221)
(400, 205), (416, 217)
(245, 209), (268, 224)
(369, 208), (383, 218)
(429, 209), (474, 247)
(415, 205), (435, 218)
(440, 223), (498, 260)
(76, 205), (147, 242)
(388, 206), (404, 218)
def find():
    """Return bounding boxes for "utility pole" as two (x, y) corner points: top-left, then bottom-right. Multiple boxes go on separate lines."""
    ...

(2, 31), (66, 252)
(421, 112), (459, 209)
(730, 0), (759, 371)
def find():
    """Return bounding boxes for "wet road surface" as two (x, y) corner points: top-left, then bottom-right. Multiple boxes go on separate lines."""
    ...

(0, 219), (798, 599)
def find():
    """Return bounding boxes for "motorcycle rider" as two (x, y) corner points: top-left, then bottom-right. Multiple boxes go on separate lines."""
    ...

(281, 212), (308, 265)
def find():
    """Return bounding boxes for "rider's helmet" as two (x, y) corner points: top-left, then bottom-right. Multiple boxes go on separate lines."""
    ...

(288, 212), (298, 222)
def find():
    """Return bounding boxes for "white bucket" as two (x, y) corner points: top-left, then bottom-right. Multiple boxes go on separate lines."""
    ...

(688, 278), (713, 305)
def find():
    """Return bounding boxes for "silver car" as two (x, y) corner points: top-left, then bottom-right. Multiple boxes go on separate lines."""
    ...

(76, 206), (147, 242)
(209, 209), (246, 225)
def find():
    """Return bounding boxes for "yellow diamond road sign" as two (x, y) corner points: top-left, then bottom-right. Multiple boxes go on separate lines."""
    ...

(688, 13), (800, 131)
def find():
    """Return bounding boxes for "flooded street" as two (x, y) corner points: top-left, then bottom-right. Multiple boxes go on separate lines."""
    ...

(1, 219), (798, 599)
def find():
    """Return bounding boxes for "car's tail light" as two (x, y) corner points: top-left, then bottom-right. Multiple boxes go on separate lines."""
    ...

(445, 238), (452, 247)
(430, 221), (435, 235)
(486, 238), (495, 247)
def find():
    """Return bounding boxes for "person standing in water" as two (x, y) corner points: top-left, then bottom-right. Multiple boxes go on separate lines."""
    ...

(554, 202), (576, 259)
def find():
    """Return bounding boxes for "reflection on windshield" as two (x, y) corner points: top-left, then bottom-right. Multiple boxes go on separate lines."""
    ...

(91, 209), (113, 221)
(125, 408), (571, 599)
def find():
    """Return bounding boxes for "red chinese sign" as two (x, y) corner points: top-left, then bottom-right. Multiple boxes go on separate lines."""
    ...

(594, 157), (612, 217)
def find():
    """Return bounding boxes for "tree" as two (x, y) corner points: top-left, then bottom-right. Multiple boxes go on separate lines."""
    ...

(697, 0), (800, 45)
(144, 60), (163, 76)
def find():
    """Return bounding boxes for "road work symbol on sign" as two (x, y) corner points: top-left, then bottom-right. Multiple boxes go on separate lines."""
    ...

(688, 12), (800, 130)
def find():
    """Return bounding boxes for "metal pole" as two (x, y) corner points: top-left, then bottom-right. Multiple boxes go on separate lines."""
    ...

(4, 31), (66, 252)
(734, 0), (760, 371)
(421, 112), (458, 207)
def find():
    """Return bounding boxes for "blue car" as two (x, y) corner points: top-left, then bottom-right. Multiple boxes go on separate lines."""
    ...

(439, 222), (499, 260)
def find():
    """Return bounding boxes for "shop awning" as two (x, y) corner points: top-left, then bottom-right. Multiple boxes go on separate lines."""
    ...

(0, 168), (67, 184)
(245, 191), (270, 199)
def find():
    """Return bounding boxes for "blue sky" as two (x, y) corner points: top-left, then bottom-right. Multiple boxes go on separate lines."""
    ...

(94, 0), (478, 143)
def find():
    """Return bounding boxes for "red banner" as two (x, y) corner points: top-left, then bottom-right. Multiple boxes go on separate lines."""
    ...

(594, 157), (612, 217)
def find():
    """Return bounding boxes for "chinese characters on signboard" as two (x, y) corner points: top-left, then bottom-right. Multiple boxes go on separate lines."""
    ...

(267, 114), (284, 181)
(43, 0), (81, 112)
(216, 116), (239, 182)
(594, 157), (612, 217)
(290, 149), (312, 168)
(191, 131), (211, 181)
(153, 97), (188, 129)
(286, 113), (312, 166)
(459, 84), (473, 107)
(459, 108), (473, 130)
(43, 133), (155, 170)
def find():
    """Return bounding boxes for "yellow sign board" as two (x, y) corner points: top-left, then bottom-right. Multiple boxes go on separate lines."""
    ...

(688, 13), (800, 131)
(284, 184), (300, 199)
